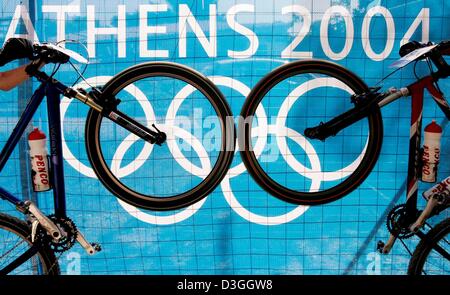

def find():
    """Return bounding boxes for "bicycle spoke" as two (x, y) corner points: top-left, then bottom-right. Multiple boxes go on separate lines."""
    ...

(0, 214), (58, 275)
(0, 243), (41, 275)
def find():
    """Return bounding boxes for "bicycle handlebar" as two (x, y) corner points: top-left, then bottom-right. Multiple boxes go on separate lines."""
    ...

(398, 40), (450, 77)
(0, 38), (78, 70)
(32, 44), (70, 65)
(25, 42), (89, 79)
(400, 40), (450, 57)
(35, 43), (88, 64)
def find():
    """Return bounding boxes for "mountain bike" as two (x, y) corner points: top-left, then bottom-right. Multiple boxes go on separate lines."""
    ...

(0, 39), (235, 274)
(239, 40), (449, 274)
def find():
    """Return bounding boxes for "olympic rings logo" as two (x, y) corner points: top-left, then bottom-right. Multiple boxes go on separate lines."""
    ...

(61, 75), (366, 226)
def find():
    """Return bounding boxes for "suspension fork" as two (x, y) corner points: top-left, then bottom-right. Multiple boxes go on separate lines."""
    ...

(304, 88), (408, 141)
(66, 88), (167, 145)
(30, 68), (167, 146)
(303, 99), (380, 141)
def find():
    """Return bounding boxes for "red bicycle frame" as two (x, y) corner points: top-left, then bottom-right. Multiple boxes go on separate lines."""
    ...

(379, 75), (450, 253)
(405, 76), (450, 222)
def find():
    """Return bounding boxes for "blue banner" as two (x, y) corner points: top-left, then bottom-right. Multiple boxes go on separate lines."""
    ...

(0, 0), (448, 274)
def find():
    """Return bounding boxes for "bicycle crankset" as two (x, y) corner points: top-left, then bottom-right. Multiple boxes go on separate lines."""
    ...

(38, 215), (78, 252)
(386, 204), (420, 239)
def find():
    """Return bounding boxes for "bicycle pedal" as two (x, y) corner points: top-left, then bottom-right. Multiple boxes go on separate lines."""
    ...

(91, 242), (102, 253)
(376, 240), (385, 254)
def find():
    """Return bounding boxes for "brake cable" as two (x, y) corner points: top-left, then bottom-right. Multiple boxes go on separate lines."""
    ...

(55, 39), (94, 89)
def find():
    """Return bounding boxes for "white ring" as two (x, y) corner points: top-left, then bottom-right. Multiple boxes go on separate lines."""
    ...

(116, 123), (212, 225)
(221, 125), (322, 225)
(165, 76), (268, 177)
(275, 77), (367, 181)
(60, 75), (369, 226)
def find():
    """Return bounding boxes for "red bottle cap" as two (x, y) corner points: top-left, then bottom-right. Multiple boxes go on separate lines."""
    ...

(28, 128), (46, 140)
(424, 120), (442, 133)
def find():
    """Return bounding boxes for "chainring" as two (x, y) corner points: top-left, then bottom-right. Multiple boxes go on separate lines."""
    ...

(386, 204), (417, 239)
(43, 215), (78, 253)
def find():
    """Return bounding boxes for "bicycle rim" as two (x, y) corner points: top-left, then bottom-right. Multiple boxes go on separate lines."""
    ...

(86, 62), (235, 210)
(408, 218), (450, 275)
(239, 59), (383, 205)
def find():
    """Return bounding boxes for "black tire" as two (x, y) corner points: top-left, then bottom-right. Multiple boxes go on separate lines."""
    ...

(0, 213), (59, 275)
(239, 59), (383, 205)
(408, 217), (450, 275)
(85, 62), (235, 211)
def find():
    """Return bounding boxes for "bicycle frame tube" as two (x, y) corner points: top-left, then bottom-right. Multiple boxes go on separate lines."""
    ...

(46, 84), (66, 218)
(404, 80), (425, 223)
(0, 80), (67, 218)
(425, 76), (450, 119)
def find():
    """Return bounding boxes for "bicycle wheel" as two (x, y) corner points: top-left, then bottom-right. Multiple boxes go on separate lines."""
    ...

(0, 213), (59, 275)
(239, 59), (383, 205)
(408, 217), (450, 275)
(85, 62), (235, 210)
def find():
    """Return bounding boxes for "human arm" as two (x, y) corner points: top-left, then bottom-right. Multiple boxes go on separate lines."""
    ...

(0, 65), (31, 91)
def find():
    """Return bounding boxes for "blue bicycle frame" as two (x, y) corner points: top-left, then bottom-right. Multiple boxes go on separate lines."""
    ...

(0, 56), (169, 222)
(0, 73), (69, 218)
(0, 61), (168, 274)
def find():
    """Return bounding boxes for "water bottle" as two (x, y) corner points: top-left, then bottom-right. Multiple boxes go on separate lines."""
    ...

(28, 128), (51, 192)
(421, 120), (442, 183)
